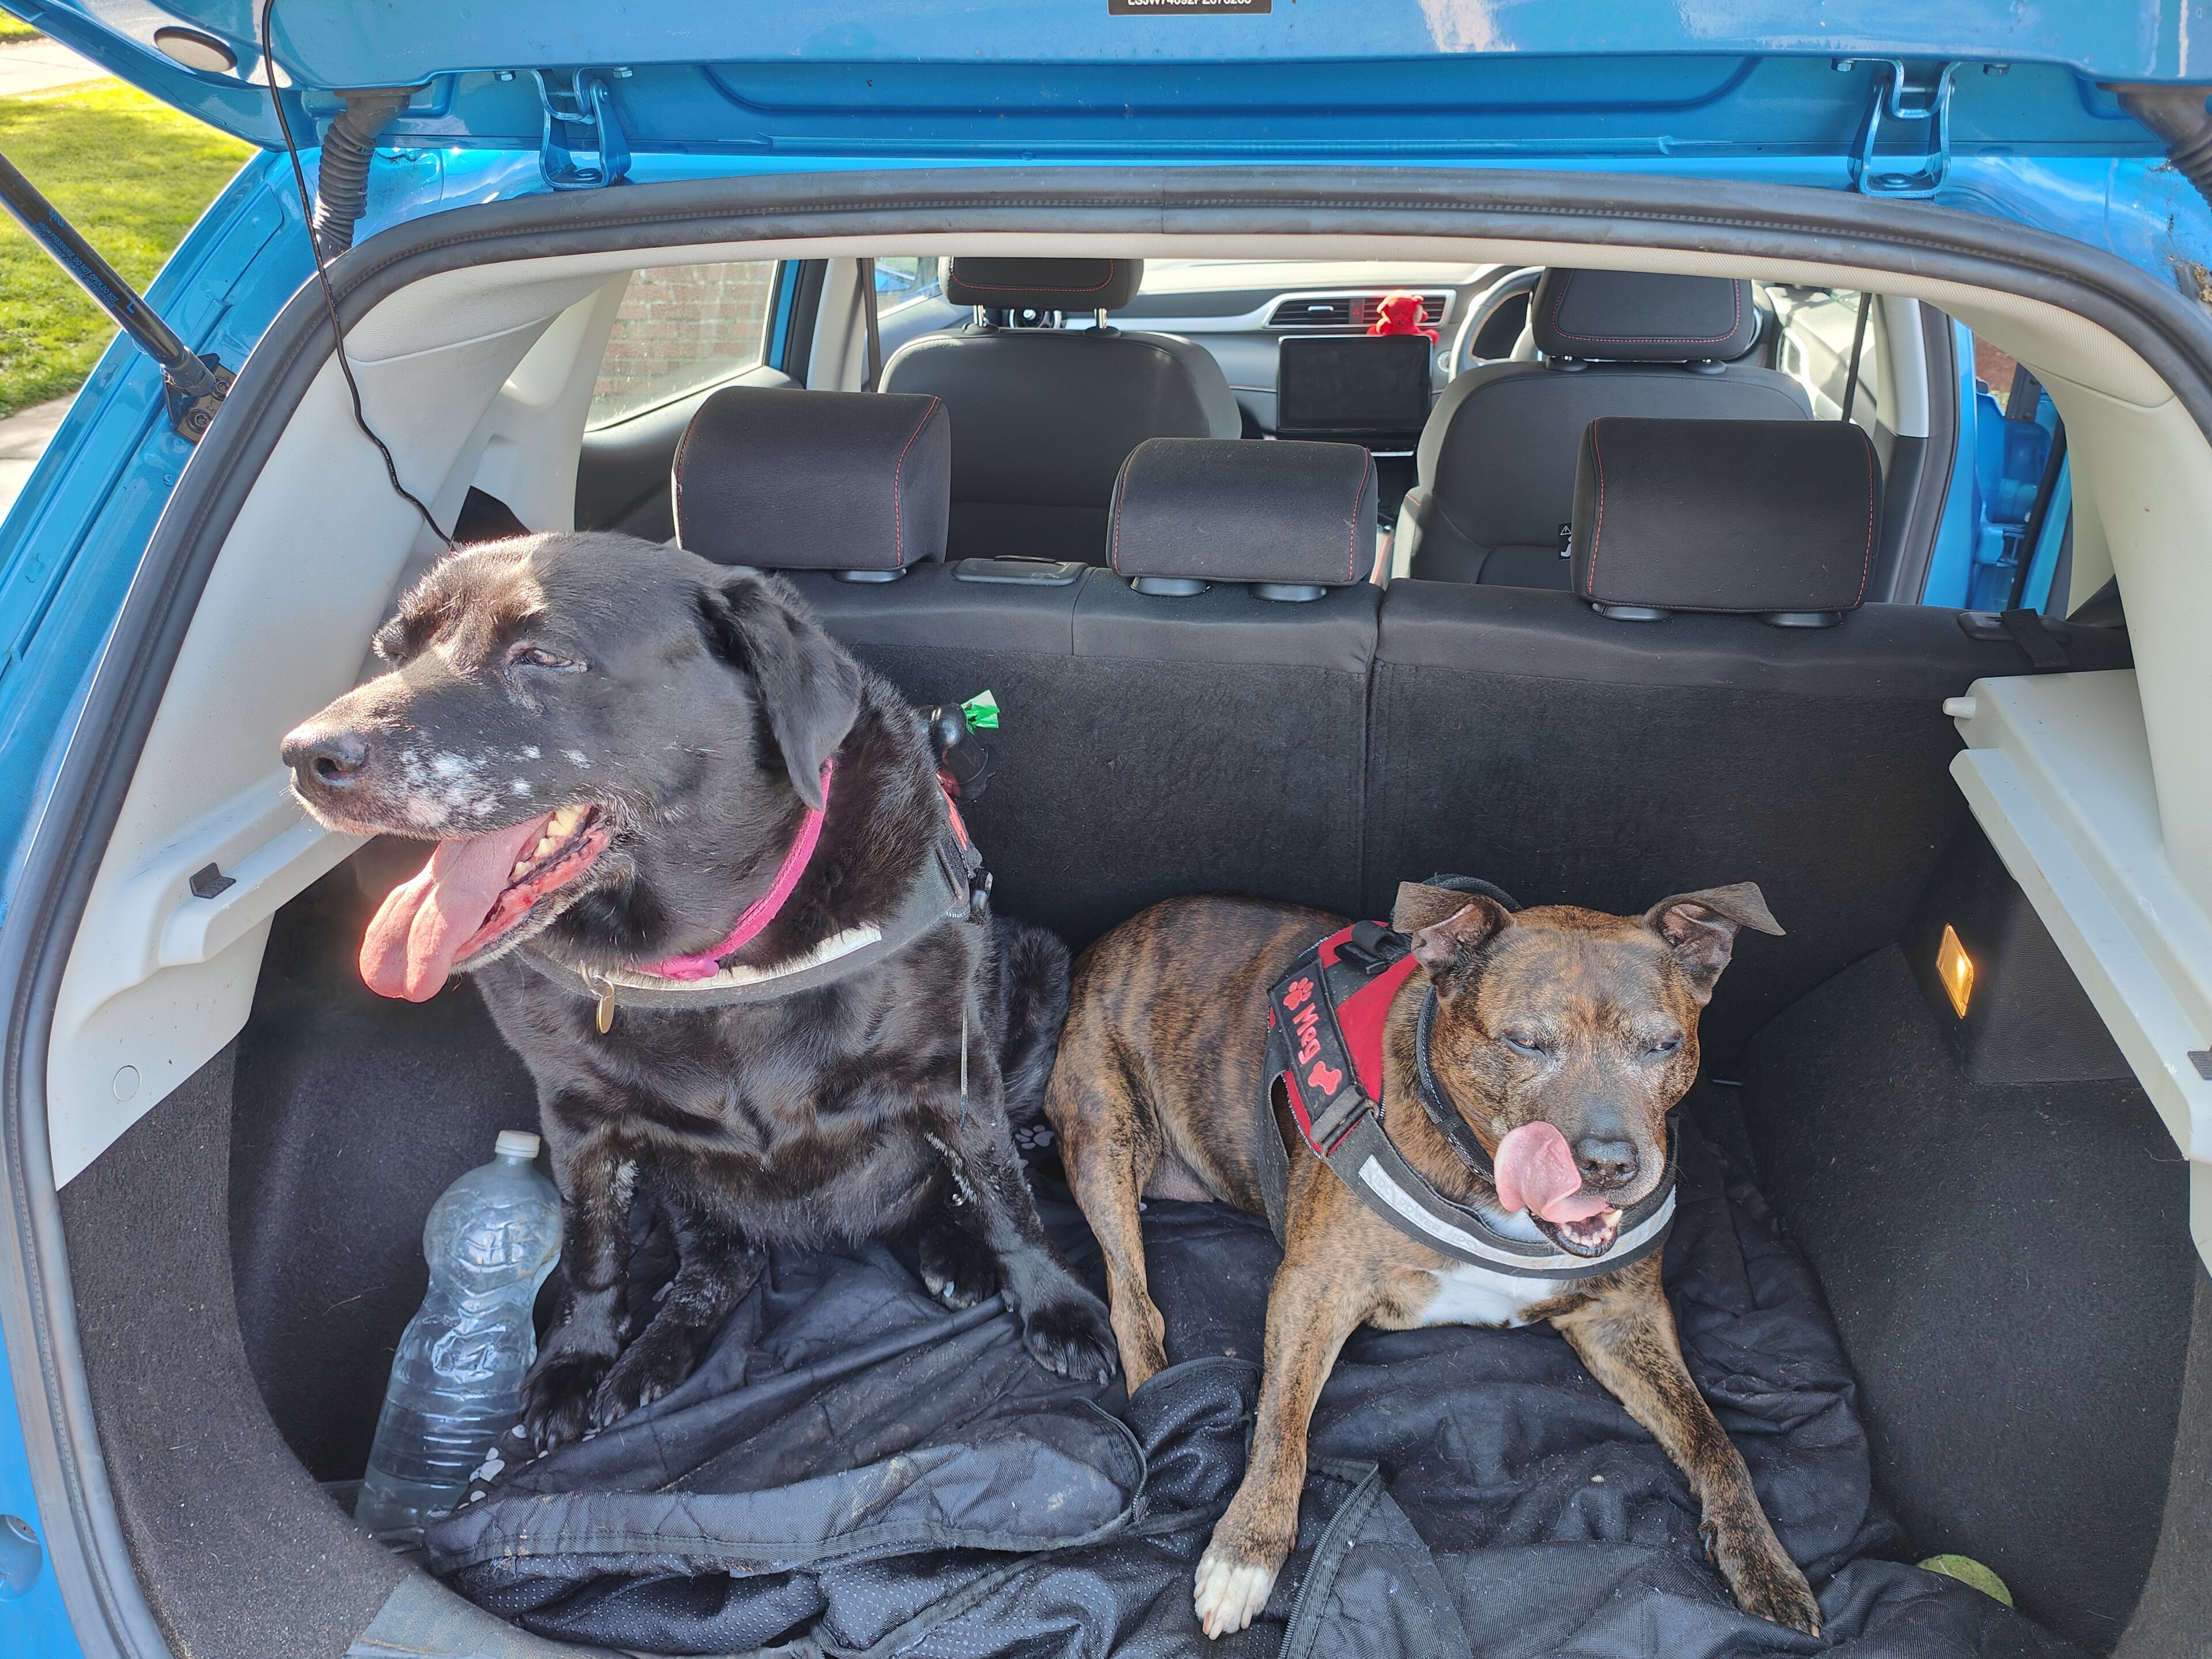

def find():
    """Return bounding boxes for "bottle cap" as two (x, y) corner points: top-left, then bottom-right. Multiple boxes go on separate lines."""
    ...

(495, 1130), (541, 1161)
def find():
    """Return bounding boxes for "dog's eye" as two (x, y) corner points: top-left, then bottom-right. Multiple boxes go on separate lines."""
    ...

(1501, 1032), (1545, 1058)
(508, 644), (579, 672)
(1644, 1034), (1683, 1058)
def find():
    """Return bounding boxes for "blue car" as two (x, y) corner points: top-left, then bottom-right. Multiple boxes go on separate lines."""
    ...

(3, 4), (2210, 1655)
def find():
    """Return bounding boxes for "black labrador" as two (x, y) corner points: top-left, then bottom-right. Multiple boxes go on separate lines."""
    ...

(282, 531), (1115, 1447)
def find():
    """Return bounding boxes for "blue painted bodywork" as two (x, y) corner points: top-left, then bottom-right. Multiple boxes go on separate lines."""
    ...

(2, 3), (2206, 1651)
(0, 1338), (81, 1657)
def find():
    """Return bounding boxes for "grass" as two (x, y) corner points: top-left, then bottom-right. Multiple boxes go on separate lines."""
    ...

(0, 81), (252, 419)
(0, 14), (40, 44)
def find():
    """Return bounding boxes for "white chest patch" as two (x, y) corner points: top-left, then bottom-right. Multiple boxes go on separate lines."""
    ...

(1414, 1259), (1558, 1329)
(1412, 1202), (1553, 1328)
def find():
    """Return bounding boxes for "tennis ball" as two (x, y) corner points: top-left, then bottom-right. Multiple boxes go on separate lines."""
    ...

(1919, 1554), (2013, 1607)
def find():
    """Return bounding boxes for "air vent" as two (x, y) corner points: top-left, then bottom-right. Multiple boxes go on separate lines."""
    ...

(1268, 293), (1449, 330)
(1267, 296), (1355, 328)
(1351, 293), (1448, 329)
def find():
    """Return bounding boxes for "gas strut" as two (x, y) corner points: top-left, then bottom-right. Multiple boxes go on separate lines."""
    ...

(0, 145), (231, 442)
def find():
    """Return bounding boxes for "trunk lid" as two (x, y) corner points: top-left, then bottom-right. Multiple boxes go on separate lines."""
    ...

(18, 1), (2212, 281)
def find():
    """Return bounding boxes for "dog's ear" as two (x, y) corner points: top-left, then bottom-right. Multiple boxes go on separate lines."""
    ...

(697, 573), (862, 810)
(1410, 896), (1514, 982)
(1394, 880), (1484, 934)
(1642, 884), (1784, 1001)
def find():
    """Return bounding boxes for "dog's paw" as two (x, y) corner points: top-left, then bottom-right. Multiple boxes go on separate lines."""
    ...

(919, 1222), (999, 1309)
(1192, 1543), (1281, 1639)
(522, 1353), (612, 1453)
(590, 1331), (697, 1429)
(1706, 1515), (1823, 1637)
(1020, 1289), (1118, 1384)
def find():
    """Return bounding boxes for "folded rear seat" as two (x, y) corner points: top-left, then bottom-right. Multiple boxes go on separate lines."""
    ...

(1365, 416), (2131, 1060)
(675, 390), (1379, 949)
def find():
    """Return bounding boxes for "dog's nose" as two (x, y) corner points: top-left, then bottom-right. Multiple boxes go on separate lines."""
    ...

(1573, 1137), (1638, 1190)
(282, 726), (369, 790)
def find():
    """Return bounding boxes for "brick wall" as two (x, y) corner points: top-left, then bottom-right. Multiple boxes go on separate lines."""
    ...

(590, 262), (778, 423)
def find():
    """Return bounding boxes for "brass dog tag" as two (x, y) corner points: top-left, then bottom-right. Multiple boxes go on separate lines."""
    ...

(584, 971), (616, 1033)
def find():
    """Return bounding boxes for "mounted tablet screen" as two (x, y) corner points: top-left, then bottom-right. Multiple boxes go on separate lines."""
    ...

(1274, 334), (1432, 438)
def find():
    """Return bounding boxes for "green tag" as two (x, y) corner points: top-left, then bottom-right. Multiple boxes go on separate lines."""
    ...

(960, 690), (1000, 730)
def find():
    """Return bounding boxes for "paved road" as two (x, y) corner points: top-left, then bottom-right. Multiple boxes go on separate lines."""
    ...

(0, 397), (74, 522)
(0, 36), (104, 97)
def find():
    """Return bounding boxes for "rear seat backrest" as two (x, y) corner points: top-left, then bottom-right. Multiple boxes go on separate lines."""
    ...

(1366, 417), (2130, 1060)
(878, 258), (1242, 567)
(672, 395), (1377, 948)
(1397, 270), (1812, 589)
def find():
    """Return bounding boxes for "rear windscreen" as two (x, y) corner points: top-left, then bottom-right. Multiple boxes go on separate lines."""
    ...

(1275, 335), (1431, 437)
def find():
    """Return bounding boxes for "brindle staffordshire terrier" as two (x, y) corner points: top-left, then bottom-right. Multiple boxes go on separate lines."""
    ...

(1044, 882), (1821, 1639)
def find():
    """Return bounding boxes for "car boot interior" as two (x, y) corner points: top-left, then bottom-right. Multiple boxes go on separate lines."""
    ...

(24, 215), (2212, 1659)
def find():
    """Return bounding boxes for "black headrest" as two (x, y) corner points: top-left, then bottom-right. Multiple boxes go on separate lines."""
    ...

(1531, 269), (1761, 363)
(1108, 438), (1376, 591)
(1569, 419), (1881, 623)
(943, 258), (1143, 313)
(672, 387), (950, 573)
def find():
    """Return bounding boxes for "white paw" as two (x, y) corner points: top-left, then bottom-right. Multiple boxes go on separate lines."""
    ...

(1192, 1548), (1277, 1639)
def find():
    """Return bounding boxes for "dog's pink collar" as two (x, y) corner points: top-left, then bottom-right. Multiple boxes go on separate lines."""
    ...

(639, 761), (833, 982)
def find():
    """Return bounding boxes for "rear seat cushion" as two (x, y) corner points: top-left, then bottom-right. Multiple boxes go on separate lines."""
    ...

(1532, 268), (1762, 362)
(1108, 437), (1376, 586)
(672, 386), (950, 571)
(1570, 418), (1880, 615)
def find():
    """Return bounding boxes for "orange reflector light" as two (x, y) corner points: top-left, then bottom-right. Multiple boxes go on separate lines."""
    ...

(1938, 924), (1974, 1018)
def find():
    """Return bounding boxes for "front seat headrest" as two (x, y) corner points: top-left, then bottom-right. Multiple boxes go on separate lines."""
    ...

(1531, 269), (1762, 363)
(943, 257), (1144, 313)
(1569, 418), (1881, 626)
(673, 387), (951, 577)
(1108, 437), (1376, 599)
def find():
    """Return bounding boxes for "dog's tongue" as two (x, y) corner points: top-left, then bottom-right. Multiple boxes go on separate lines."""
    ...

(1493, 1121), (1612, 1223)
(360, 815), (551, 1002)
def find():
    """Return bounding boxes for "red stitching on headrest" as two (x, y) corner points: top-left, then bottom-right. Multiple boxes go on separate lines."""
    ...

(1853, 426), (1875, 605)
(1584, 422), (1608, 599)
(889, 396), (942, 570)
(1108, 446), (1141, 575)
(1347, 455), (1372, 582)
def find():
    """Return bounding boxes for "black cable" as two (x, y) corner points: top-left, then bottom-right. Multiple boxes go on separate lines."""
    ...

(1839, 287), (1873, 425)
(257, 0), (451, 550)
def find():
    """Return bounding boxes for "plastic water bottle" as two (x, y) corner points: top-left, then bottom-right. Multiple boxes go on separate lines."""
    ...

(354, 1130), (560, 1543)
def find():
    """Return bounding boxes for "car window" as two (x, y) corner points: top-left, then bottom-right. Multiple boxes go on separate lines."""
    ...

(1768, 286), (1885, 427)
(874, 256), (944, 312)
(588, 260), (782, 428)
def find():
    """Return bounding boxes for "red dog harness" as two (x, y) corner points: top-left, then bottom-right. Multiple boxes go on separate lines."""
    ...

(1258, 917), (1677, 1280)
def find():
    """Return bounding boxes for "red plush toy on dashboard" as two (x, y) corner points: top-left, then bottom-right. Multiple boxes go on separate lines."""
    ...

(1368, 290), (1438, 340)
